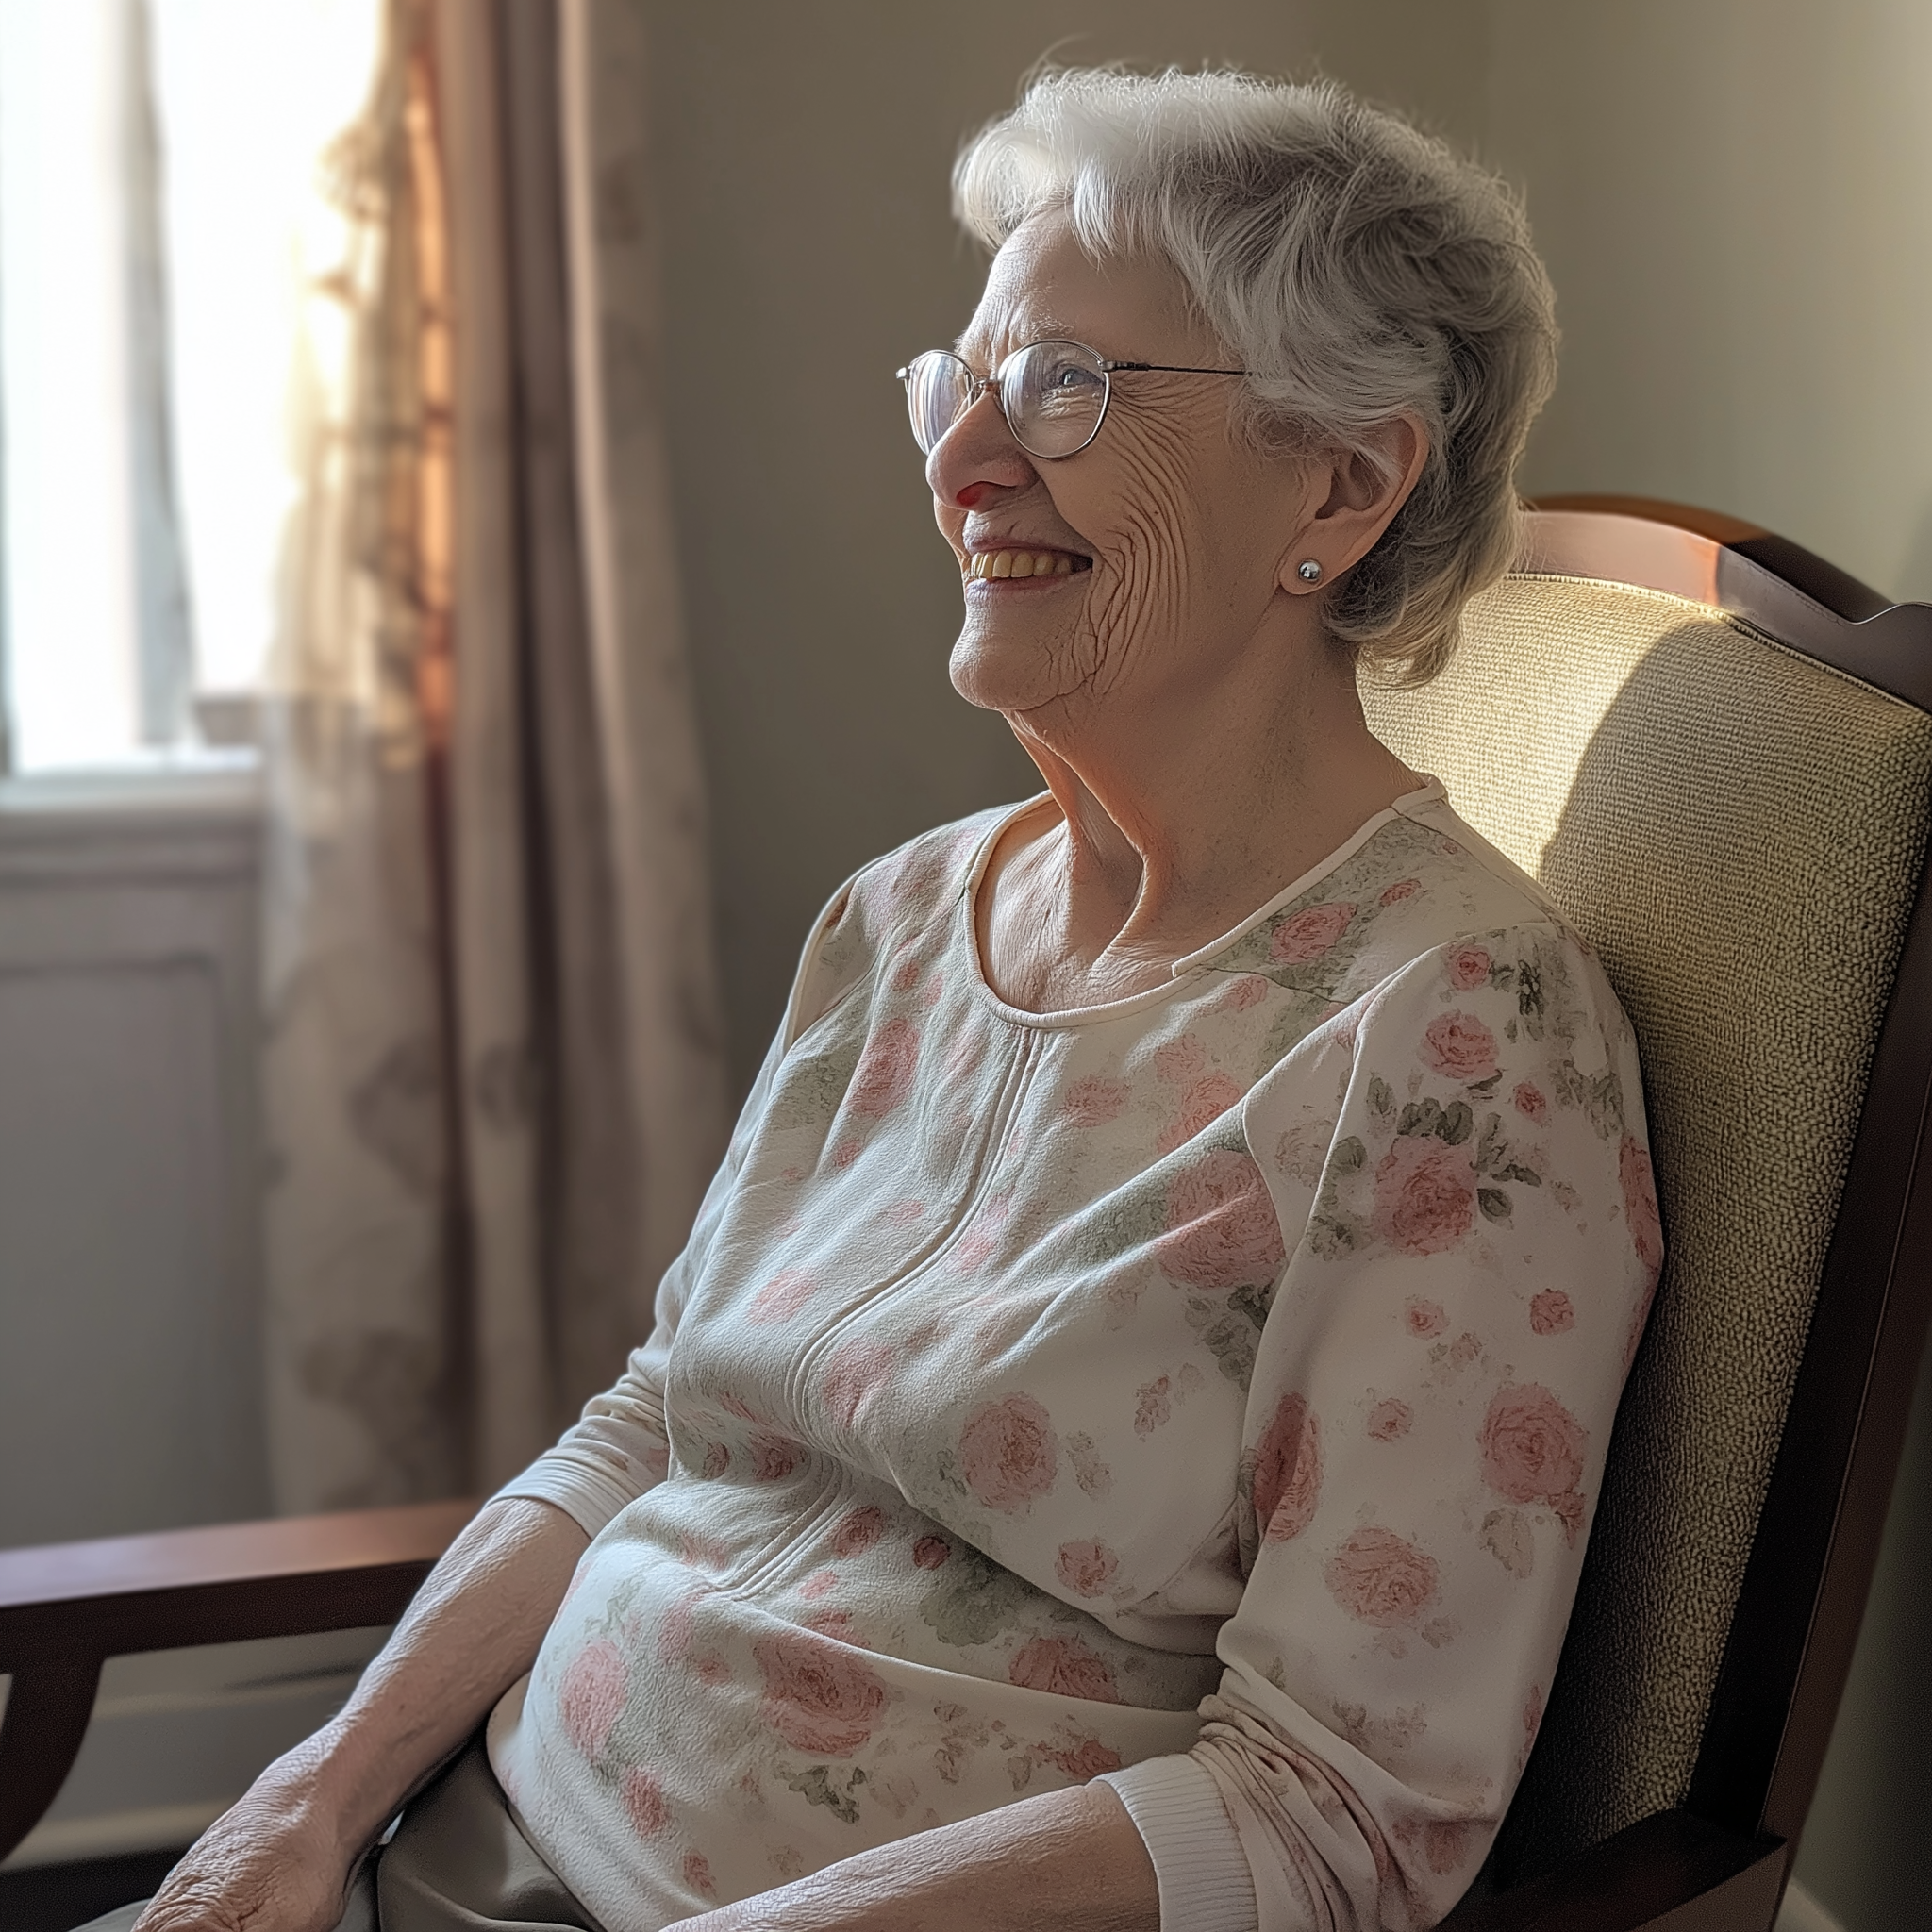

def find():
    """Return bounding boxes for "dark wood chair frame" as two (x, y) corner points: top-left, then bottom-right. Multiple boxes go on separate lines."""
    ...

(4, 500), (1930, 1929)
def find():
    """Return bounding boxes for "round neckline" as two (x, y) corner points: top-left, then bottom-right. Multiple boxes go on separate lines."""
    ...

(958, 778), (1447, 1031)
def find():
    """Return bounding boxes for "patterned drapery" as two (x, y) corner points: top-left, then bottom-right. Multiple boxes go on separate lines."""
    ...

(259, 0), (727, 1510)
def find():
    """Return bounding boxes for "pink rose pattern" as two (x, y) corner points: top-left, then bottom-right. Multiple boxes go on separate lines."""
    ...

(1271, 901), (1357, 964)
(1621, 1135), (1665, 1292)
(750, 1268), (817, 1324)
(1480, 1383), (1589, 1543)
(1252, 1391), (1324, 1541)
(1529, 1290), (1574, 1335)
(1223, 973), (1271, 1011)
(1154, 1035), (1208, 1083)
(622, 1766), (668, 1838)
(1376, 1136), (1475, 1257)
(1421, 1011), (1499, 1082)
(1324, 1525), (1441, 1627)
(959, 1394), (1058, 1509)
(754, 1630), (889, 1757)
(510, 809), (1657, 1932)
(1055, 1539), (1120, 1596)
(1157, 1072), (1246, 1154)
(1062, 1074), (1129, 1127)
(1367, 1398), (1413, 1441)
(831, 1506), (887, 1557)
(1158, 1148), (1288, 1290)
(749, 1434), (804, 1482)
(821, 1341), (896, 1432)
(1008, 1635), (1121, 1703)
(559, 1639), (628, 1757)
(848, 1016), (920, 1120)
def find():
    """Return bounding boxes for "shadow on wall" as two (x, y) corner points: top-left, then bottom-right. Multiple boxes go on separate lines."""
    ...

(1791, 1341), (1932, 1932)
(1891, 491), (1932, 607)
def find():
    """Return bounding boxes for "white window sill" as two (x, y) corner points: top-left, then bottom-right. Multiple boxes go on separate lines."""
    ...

(0, 756), (260, 882)
(0, 752), (260, 821)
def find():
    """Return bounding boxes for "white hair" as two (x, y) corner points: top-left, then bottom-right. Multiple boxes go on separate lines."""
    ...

(953, 69), (1557, 685)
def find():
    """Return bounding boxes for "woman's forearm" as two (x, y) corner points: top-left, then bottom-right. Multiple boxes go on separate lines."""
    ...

(293, 1496), (588, 1857)
(684, 1780), (1160, 1932)
(129, 1499), (589, 1932)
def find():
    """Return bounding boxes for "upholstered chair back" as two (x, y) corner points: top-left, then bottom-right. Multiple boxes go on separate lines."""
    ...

(1361, 542), (1932, 1881)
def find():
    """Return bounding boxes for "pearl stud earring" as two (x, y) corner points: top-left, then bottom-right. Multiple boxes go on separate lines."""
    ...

(1297, 559), (1323, 583)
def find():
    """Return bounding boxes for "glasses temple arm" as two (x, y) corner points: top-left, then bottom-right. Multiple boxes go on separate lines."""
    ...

(1102, 360), (1249, 376)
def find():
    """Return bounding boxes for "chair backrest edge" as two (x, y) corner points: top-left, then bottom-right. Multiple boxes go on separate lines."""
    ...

(1523, 497), (1932, 1852)
(1688, 868), (1932, 1841)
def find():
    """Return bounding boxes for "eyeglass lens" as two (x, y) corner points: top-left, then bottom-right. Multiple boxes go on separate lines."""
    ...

(904, 341), (1110, 460)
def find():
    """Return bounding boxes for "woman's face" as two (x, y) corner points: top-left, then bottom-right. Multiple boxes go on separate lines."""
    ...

(929, 211), (1320, 725)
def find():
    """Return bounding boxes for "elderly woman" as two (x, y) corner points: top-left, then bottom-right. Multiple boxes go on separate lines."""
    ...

(122, 67), (1657, 1932)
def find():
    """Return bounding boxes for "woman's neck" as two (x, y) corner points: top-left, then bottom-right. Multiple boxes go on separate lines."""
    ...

(976, 646), (1415, 1014)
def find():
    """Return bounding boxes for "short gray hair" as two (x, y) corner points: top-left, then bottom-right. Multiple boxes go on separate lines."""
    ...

(953, 69), (1557, 685)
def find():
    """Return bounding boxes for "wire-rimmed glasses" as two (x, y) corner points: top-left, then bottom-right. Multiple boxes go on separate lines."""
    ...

(896, 338), (1246, 461)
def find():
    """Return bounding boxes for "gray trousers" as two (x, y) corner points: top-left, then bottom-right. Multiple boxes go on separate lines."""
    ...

(75, 1740), (600, 1932)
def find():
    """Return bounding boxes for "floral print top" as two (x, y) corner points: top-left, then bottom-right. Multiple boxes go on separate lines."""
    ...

(489, 783), (1660, 1932)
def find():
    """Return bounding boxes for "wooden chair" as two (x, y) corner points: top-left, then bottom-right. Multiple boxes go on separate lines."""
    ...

(1371, 498), (1932, 1928)
(5, 500), (1931, 1928)
(0, 1501), (475, 1867)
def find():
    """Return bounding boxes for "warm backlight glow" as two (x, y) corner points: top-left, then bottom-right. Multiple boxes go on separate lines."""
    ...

(0, 0), (381, 772)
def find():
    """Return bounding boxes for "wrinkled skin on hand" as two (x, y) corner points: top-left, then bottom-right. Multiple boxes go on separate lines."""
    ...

(131, 1757), (362, 1932)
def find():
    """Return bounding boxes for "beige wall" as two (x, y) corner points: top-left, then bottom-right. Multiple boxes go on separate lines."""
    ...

(1471, 15), (1932, 1927)
(639, 0), (1486, 1094)
(1489, 0), (1932, 602)
(640, 9), (1928, 1928)
(646, 0), (1932, 1087)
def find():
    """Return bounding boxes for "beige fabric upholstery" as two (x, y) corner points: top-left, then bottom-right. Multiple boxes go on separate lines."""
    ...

(1362, 574), (1932, 1879)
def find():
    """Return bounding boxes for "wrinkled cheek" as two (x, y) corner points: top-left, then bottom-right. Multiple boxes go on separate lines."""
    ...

(1071, 572), (1131, 694)
(1085, 522), (1190, 696)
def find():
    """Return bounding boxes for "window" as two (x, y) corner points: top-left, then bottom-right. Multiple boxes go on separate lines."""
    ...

(0, 0), (380, 774)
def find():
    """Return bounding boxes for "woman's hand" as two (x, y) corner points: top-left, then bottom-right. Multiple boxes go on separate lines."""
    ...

(127, 1498), (588, 1932)
(129, 1740), (367, 1932)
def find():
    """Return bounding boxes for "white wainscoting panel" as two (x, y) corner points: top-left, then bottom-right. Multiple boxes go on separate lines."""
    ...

(0, 771), (269, 1543)
(0, 771), (386, 1871)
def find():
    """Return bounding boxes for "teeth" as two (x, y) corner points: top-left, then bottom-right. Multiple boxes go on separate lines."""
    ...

(967, 550), (1081, 581)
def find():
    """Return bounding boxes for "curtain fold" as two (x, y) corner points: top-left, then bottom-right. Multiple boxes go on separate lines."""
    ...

(558, 0), (731, 1306)
(260, 0), (727, 1512)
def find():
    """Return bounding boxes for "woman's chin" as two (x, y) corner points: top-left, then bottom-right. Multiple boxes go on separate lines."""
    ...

(949, 632), (1060, 715)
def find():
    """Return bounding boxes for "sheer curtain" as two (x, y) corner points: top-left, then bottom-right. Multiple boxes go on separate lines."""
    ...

(260, 0), (728, 1510)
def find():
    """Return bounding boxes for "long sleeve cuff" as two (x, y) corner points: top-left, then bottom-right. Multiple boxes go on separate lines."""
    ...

(1097, 1753), (1258, 1932)
(491, 1443), (651, 1540)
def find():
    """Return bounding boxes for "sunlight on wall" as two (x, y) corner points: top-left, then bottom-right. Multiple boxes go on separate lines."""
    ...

(1489, 0), (1932, 604)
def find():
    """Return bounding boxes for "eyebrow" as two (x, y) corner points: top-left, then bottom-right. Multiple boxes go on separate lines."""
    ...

(952, 315), (1081, 364)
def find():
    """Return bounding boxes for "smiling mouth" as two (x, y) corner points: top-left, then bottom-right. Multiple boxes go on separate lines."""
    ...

(965, 549), (1092, 582)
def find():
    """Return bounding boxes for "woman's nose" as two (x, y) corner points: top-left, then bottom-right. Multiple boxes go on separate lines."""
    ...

(925, 387), (1037, 508)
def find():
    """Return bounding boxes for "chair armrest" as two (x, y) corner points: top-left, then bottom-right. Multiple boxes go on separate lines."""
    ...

(1441, 1809), (1788, 1932)
(0, 1498), (475, 1863)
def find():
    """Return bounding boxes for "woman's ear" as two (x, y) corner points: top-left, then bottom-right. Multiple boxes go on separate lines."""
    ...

(1280, 413), (1429, 594)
